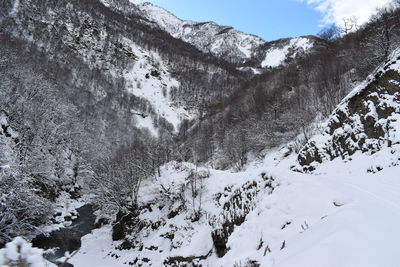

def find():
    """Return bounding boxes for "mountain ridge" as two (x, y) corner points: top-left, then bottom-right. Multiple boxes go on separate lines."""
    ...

(102, 0), (318, 67)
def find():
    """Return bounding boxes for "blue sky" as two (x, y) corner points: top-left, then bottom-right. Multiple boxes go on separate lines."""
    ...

(145, 0), (393, 41)
(146, 0), (322, 40)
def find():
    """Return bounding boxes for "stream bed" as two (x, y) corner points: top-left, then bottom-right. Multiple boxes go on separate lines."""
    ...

(32, 204), (96, 266)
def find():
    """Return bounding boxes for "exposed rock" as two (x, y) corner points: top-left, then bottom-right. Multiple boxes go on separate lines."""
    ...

(210, 175), (276, 257)
(297, 51), (400, 171)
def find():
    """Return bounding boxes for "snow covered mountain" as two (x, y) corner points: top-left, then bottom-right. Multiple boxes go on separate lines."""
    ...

(102, 0), (317, 68)
(1, 0), (317, 138)
(136, 8), (264, 64)
(1, 0), (245, 136)
(2, 1), (400, 266)
(66, 49), (400, 267)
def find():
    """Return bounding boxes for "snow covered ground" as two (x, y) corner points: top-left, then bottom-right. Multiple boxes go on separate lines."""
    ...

(222, 150), (400, 267)
(40, 192), (88, 233)
(0, 237), (56, 267)
(261, 37), (313, 68)
(69, 49), (400, 267)
(122, 38), (192, 133)
(69, 145), (400, 266)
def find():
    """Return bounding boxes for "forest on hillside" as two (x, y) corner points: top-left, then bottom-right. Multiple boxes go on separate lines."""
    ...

(1, 0), (400, 266)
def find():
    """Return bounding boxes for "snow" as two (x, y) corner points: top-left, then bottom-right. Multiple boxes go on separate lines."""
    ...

(0, 237), (56, 267)
(10, 0), (19, 16)
(261, 48), (288, 68)
(236, 42), (253, 58)
(261, 37), (313, 68)
(183, 26), (192, 35)
(212, 149), (400, 267)
(131, 111), (158, 137)
(237, 67), (262, 75)
(139, 2), (183, 38)
(128, 0), (144, 4)
(69, 226), (123, 267)
(69, 140), (400, 266)
(365, 100), (378, 120)
(121, 38), (191, 131)
(99, 0), (110, 7)
(210, 38), (224, 52)
(42, 192), (87, 232)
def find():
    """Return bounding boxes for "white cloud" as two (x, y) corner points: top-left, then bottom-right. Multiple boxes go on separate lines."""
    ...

(300, 0), (394, 27)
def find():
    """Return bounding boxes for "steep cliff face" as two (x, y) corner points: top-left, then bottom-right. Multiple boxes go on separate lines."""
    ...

(297, 50), (400, 171)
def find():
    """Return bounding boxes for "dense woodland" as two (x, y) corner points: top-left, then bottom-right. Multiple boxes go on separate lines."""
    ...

(0, 0), (399, 249)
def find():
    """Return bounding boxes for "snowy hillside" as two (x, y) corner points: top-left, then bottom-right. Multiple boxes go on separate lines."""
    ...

(100, 0), (316, 67)
(68, 146), (400, 267)
(66, 48), (400, 267)
(120, 37), (192, 133)
(261, 37), (314, 68)
(2, 0), (226, 135)
(297, 49), (400, 172)
(125, 0), (264, 63)
(2, 1), (400, 266)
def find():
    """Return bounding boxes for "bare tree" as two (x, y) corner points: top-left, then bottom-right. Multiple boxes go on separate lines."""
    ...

(340, 17), (358, 35)
(92, 141), (154, 214)
(0, 169), (53, 245)
(363, 7), (400, 67)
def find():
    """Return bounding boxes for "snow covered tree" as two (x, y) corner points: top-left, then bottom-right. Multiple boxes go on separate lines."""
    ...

(0, 169), (53, 245)
(340, 17), (359, 35)
(363, 8), (400, 68)
(91, 140), (154, 213)
(0, 237), (54, 267)
(222, 129), (248, 171)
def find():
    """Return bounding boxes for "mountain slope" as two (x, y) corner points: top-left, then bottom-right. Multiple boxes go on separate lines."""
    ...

(1, 0), (245, 136)
(69, 149), (400, 267)
(2, 1), (400, 266)
(297, 49), (400, 172)
(101, 0), (317, 68)
(67, 49), (400, 267)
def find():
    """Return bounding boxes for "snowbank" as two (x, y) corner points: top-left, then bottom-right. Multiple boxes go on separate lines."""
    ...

(0, 237), (56, 267)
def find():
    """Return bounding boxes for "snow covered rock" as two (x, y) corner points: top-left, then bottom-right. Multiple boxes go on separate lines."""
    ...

(210, 175), (277, 257)
(297, 49), (400, 171)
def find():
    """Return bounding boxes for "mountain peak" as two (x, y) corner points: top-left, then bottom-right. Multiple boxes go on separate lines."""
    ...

(112, 0), (315, 67)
